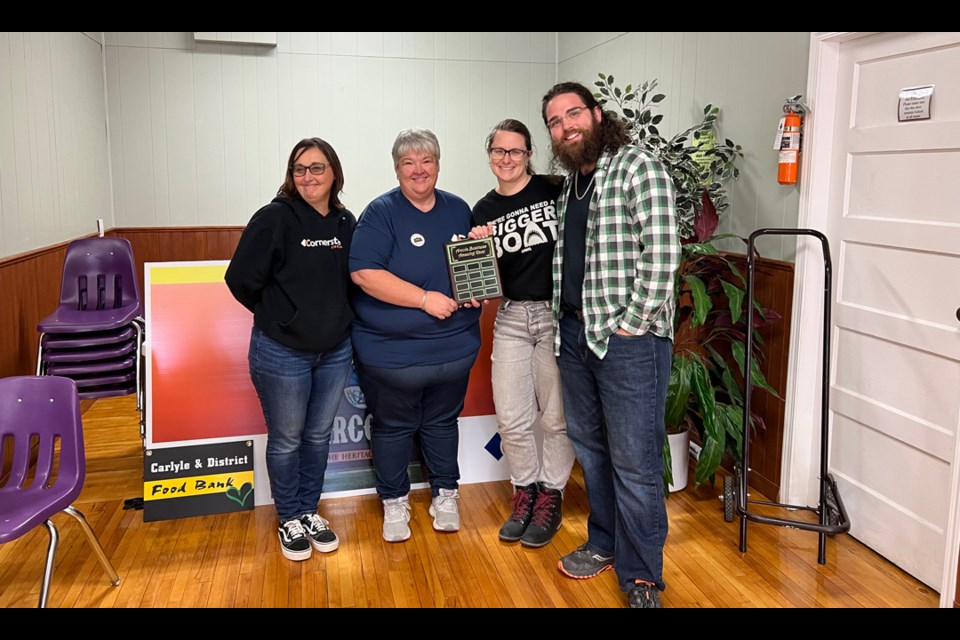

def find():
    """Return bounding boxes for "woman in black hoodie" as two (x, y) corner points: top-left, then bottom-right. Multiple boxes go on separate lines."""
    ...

(225, 138), (355, 562)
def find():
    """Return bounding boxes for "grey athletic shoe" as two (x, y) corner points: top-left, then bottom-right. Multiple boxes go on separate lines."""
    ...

(429, 488), (461, 532)
(558, 543), (614, 579)
(628, 581), (663, 608)
(382, 495), (412, 542)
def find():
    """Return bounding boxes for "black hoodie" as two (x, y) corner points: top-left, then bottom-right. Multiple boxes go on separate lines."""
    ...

(225, 195), (356, 353)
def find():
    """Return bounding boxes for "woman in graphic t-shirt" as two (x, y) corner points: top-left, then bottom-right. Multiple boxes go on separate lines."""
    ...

(469, 119), (574, 548)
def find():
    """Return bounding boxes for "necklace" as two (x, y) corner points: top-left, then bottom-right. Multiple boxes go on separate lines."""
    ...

(574, 171), (595, 201)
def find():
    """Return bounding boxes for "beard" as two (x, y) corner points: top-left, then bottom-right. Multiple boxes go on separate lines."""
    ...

(551, 118), (605, 174)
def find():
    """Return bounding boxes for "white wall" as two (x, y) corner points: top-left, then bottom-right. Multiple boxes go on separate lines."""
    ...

(2, 32), (808, 262)
(0, 32), (111, 259)
(103, 32), (557, 228)
(558, 32), (810, 261)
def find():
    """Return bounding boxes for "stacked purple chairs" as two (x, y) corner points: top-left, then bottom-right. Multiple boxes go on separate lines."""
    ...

(0, 376), (121, 607)
(36, 237), (145, 435)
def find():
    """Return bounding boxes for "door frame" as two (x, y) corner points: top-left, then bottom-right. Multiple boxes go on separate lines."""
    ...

(785, 31), (960, 607)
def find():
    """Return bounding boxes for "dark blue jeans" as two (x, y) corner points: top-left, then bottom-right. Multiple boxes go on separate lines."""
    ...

(557, 313), (672, 592)
(248, 326), (353, 522)
(356, 352), (477, 500)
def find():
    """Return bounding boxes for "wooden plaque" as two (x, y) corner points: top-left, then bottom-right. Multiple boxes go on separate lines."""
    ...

(443, 237), (503, 304)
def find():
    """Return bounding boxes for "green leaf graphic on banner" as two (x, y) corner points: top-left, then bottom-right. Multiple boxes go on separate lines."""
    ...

(225, 482), (253, 506)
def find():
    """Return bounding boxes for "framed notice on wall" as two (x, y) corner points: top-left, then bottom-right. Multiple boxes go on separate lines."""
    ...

(143, 440), (255, 522)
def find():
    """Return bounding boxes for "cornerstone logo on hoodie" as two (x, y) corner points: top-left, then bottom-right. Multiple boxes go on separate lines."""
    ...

(301, 237), (343, 249)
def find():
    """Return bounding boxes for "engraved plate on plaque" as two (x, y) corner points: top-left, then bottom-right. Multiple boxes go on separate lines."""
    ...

(443, 237), (503, 304)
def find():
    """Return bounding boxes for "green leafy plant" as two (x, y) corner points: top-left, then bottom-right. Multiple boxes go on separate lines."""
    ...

(594, 76), (742, 240)
(594, 74), (780, 488)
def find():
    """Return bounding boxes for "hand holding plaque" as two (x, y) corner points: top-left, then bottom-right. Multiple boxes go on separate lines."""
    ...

(444, 237), (503, 304)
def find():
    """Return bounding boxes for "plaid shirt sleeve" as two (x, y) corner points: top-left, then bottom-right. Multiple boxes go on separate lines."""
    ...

(583, 146), (680, 358)
(551, 176), (572, 357)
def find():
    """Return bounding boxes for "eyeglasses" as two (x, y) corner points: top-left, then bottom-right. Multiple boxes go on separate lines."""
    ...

(546, 106), (589, 131)
(291, 163), (326, 177)
(489, 148), (529, 160)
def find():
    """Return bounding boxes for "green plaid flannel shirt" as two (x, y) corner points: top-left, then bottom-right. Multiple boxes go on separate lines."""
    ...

(552, 145), (680, 358)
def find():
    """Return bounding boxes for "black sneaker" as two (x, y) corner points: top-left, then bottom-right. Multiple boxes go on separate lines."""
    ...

(278, 518), (312, 561)
(628, 581), (662, 608)
(300, 513), (340, 553)
(520, 484), (562, 548)
(498, 483), (538, 542)
(557, 543), (614, 579)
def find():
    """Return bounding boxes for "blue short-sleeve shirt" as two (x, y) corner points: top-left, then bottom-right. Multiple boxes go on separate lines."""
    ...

(349, 188), (481, 368)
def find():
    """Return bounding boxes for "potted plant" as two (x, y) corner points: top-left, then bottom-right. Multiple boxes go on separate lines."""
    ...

(593, 74), (781, 491)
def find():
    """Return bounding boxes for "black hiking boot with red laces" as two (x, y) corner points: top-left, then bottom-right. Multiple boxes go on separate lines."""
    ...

(498, 483), (538, 542)
(520, 484), (562, 548)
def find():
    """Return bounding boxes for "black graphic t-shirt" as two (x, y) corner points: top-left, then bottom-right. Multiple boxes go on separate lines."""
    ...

(471, 174), (562, 301)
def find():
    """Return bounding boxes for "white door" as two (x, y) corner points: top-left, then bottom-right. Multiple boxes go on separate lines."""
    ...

(819, 32), (960, 591)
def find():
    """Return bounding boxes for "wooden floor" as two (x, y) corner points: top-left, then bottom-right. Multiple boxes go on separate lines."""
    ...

(0, 396), (939, 608)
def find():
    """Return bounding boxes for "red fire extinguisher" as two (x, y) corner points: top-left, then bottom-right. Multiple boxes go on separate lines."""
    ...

(778, 97), (806, 185)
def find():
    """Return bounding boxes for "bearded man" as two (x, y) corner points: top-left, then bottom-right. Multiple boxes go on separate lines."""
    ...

(541, 81), (680, 609)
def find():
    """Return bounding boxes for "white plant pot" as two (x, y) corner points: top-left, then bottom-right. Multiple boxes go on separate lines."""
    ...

(667, 429), (690, 492)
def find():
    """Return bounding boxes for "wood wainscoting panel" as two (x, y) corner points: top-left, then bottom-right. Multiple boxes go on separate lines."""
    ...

(685, 255), (794, 501)
(109, 227), (244, 298)
(0, 228), (243, 380)
(0, 242), (77, 379)
(741, 255), (795, 502)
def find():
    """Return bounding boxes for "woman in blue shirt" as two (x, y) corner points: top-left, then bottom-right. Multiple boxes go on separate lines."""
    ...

(350, 129), (481, 543)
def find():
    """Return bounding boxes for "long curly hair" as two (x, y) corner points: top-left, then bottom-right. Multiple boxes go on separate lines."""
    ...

(541, 81), (630, 154)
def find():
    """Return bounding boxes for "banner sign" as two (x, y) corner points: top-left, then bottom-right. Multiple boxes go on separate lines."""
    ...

(145, 261), (505, 508)
(143, 440), (255, 522)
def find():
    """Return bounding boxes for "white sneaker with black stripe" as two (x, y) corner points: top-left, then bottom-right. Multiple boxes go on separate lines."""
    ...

(278, 518), (312, 561)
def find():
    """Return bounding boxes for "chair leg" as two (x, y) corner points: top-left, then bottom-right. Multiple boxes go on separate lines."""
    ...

(36, 333), (46, 376)
(64, 506), (121, 587)
(39, 520), (59, 608)
(132, 320), (144, 412)
(133, 318), (146, 439)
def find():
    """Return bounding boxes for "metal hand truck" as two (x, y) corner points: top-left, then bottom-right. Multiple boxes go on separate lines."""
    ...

(722, 228), (851, 565)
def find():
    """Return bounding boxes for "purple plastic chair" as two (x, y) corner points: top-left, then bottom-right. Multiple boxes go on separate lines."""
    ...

(0, 376), (120, 607)
(36, 237), (145, 430)
(37, 237), (141, 334)
(46, 355), (137, 376)
(41, 325), (135, 349)
(41, 339), (137, 364)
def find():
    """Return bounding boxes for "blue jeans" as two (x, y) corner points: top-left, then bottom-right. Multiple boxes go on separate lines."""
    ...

(557, 313), (672, 592)
(248, 325), (353, 522)
(356, 352), (477, 500)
